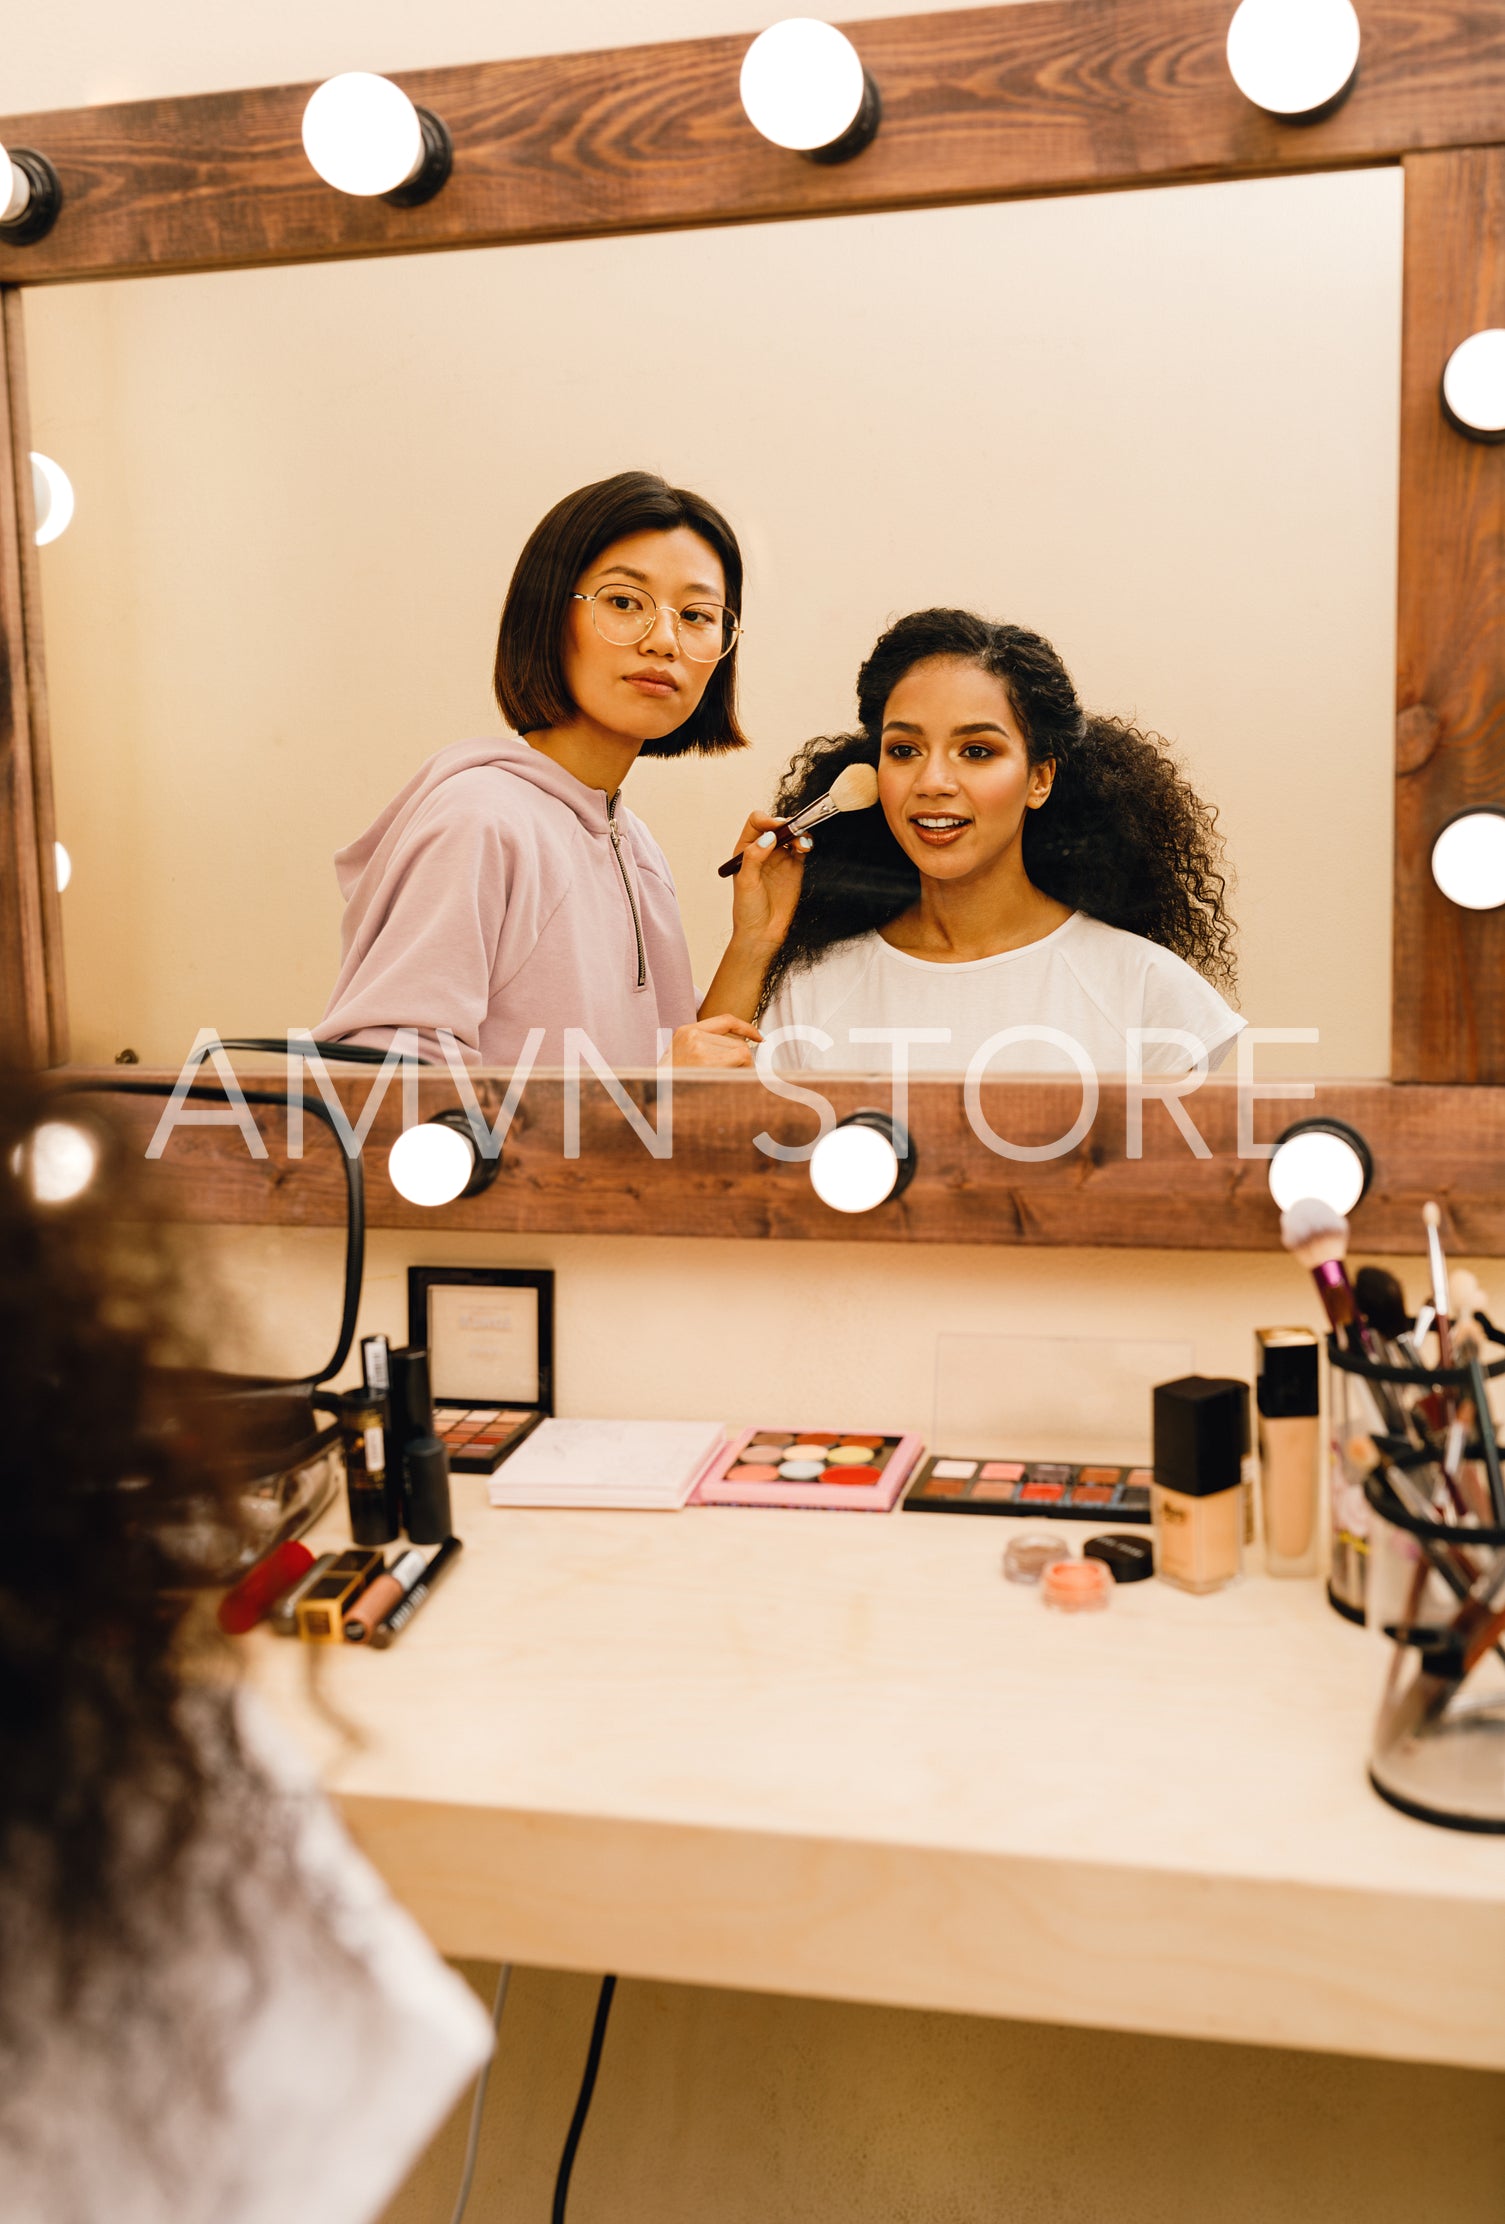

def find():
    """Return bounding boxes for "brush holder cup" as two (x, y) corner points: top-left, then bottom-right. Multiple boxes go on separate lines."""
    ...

(1332, 1328), (1505, 1831)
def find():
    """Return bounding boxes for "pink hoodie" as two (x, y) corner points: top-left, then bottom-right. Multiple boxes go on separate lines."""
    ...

(318, 736), (698, 1067)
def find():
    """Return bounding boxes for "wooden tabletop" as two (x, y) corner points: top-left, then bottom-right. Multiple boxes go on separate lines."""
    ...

(250, 1479), (1505, 2071)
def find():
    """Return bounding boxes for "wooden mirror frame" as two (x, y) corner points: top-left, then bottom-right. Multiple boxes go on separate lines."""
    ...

(2, 0), (1501, 1250)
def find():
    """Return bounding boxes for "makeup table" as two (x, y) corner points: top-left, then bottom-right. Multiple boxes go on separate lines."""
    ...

(249, 1478), (1505, 2072)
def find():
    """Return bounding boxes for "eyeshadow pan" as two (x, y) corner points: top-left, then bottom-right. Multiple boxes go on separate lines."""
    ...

(923, 1476), (968, 1497)
(1078, 1466), (1122, 1485)
(971, 1480), (1020, 1501)
(742, 1444), (786, 1462)
(1126, 1469), (1154, 1488)
(828, 1464), (881, 1486)
(779, 1460), (825, 1479)
(726, 1463), (780, 1483)
(1071, 1485), (1115, 1505)
(827, 1443), (878, 1465)
(1027, 1464), (1073, 1485)
(980, 1461), (1026, 1482)
(931, 1459), (978, 1480)
(1020, 1481), (1066, 1502)
(786, 1442), (831, 1462)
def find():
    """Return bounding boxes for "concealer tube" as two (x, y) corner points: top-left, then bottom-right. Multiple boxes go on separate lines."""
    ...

(1256, 1328), (1322, 1579)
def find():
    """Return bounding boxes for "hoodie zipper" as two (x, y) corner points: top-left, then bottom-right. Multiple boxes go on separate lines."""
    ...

(607, 793), (647, 990)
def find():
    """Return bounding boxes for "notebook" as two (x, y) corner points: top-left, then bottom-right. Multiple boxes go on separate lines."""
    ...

(486, 1417), (729, 1510)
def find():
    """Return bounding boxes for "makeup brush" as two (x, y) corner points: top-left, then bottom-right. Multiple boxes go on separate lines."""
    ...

(718, 761), (879, 878)
(1423, 1202), (1455, 1368)
(1280, 1199), (1366, 1348)
(1354, 1266), (1411, 1345)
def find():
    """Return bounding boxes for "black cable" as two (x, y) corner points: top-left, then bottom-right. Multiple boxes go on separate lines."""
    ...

(552, 1974), (617, 2224)
(57, 1077), (365, 1387)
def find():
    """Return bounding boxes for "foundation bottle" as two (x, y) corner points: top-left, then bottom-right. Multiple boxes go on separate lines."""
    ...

(1151, 1375), (1250, 1595)
(1255, 1328), (1321, 1578)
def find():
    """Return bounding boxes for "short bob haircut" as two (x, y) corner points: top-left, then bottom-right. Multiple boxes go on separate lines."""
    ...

(493, 470), (749, 756)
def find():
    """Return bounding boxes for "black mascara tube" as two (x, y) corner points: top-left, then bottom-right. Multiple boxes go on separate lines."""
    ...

(369, 1535), (463, 1649)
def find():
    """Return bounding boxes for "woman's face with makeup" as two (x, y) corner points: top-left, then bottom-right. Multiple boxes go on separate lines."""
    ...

(562, 526), (727, 745)
(878, 656), (1055, 881)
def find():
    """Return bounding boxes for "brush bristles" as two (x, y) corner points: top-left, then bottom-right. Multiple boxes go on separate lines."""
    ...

(1280, 1198), (1350, 1268)
(1424, 1200), (1442, 1231)
(829, 762), (879, 813)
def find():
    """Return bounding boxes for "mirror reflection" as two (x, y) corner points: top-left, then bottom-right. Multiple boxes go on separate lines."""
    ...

(26, 168), (1402, 1075)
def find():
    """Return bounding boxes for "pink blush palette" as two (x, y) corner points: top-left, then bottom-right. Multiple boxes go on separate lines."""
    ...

(693, 1428), (924, 1512)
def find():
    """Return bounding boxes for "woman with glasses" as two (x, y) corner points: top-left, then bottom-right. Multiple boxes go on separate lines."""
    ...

(320, 471), (803, 1068)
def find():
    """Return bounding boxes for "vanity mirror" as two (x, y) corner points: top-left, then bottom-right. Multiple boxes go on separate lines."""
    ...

(1, 0), (1502, 1246)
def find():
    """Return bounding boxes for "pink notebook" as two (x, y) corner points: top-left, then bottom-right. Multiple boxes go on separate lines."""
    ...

(693, 1427), (924, 1512)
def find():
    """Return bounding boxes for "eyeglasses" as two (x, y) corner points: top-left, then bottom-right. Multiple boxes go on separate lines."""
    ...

(571, 585), (740, 664)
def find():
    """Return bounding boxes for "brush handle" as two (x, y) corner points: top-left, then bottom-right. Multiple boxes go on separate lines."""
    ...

(717, 790), (838, 878)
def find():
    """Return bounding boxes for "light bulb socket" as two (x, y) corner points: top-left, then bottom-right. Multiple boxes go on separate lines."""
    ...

(427, 1106), (500, 1199)
(382, 107), (452, 208)
(0, 150), (63, 245)
(844, 1107), (917, 1200)
(1271, 1117), (1373, 1206)
(1440, 370), (1505, 445)
(1267, 58), (1359, 127)
(804, 69), (882, 165)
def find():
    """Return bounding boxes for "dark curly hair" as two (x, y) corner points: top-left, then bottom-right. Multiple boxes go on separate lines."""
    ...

(759, 609), (1236, 1010)
(0, 1067), (295, 2178)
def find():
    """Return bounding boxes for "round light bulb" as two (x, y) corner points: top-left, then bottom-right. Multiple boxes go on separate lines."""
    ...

(1432, 811), (1505, 910)
(22, 1118), (101, 1205)
(30, 453), (74, 546)
(1268, 1127), (1368, 1217)
(740, 19), (867, 152)
(809, 1121), (901, 1214)
(301, 73), (424, 197)
(1441, 330), (1505, 441)
(388, 1120), (476, 1207)
(1226, 0), (1360, 117)
(0, 143), (31, 224)
(54, 841), (71, 892)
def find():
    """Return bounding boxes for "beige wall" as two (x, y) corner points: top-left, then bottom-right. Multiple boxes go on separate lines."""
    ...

(14, 6), (1491, 2219)
(381, 1964), (1505, 2224)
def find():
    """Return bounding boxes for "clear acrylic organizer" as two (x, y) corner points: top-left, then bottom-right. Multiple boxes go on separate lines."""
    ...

(1333, 1332), (1505, 1833)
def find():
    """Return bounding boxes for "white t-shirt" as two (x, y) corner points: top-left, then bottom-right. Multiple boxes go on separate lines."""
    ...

(762, 912), (1243, 1076)
(5, 1693), (493, 2224)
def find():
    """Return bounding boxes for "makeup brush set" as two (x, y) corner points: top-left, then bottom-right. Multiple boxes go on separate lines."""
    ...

(1280, 1194), (1505, 1832)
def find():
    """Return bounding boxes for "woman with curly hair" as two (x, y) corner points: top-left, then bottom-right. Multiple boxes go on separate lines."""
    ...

(0, 1068), (490, 2222)
(744, 609), (1240, 1075)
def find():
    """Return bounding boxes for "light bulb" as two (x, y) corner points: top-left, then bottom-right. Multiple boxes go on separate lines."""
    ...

(1432, 811), (1505, 910)
(0, 143), (30, 224)
(1441, 330), (1505, 442)
(31, 453), (74, 546)
(1226, 0), (1360, 118)
(388, 1121), (475, 1207)
(1268, 1120), (1372, 1217)
(54, 841), (71, 892)
(739, 20), (878, 159)
(22, 1118), (101, 1205)
(808, 1111), (913, 1214)
(302, 73), (424, 197)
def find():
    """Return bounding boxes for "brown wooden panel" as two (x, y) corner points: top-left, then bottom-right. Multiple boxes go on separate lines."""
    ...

(49, 1069), (1505, 1256)
(1394, 149), (1505, 1081)
(0, 289), (66, 1064)
(0, 3), (1503, 286)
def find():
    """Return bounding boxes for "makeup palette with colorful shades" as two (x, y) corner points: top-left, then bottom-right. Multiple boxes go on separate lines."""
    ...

(903, 1457), (1154, 1523)
(694, 1428), (924, 1511)
(407, 1266), (552, 1475)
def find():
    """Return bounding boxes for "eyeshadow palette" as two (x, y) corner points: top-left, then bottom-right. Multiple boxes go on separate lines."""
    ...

(408, 1266), (553, 1475)
(432, 1404), (544, 1473)
(694, 1428), (924, 1512)
(903, 1457), (1154, 1523)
